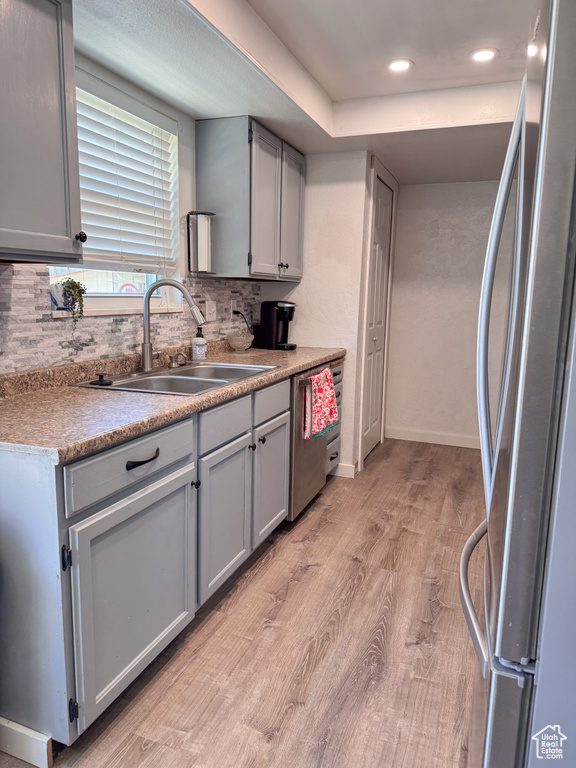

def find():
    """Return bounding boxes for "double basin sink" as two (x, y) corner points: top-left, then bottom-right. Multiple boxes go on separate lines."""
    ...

(79, 362), (277, 396)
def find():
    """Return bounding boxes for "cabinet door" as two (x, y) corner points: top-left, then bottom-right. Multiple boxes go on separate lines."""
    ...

(280, 144), (305, 281)
(69, 465), (196, 734)
(0, 0), (83, 262)
(198, 432), (253, 605)
(252, 411), (290, 549)
(250, 121), (282, 278)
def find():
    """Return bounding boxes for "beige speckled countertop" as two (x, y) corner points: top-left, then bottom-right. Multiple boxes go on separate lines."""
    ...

(0, 347), (345, 464)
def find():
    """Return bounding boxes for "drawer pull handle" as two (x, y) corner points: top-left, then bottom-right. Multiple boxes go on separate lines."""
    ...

(258, 436), (267, 444)
(330, 452), (339, 461)
(126, 447), (160, 471)
(249, 443), (257, 451)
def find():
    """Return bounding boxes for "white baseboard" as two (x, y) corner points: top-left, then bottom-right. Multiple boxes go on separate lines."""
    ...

(331, 462), (356, 478)
(0, 717), (52, 768)
(384, 427), (480, 450)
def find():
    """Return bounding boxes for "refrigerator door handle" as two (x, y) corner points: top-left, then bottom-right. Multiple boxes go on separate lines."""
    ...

(459, 518), (489, 676)
(477, 79), (526, 510)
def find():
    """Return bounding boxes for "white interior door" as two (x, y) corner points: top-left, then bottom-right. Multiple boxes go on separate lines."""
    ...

(361, 177), (393, 460)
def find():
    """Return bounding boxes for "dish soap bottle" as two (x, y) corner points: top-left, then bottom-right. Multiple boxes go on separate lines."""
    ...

(192, 327), (207, 360)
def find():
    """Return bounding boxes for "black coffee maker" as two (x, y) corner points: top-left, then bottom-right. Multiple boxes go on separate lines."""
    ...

(253, 301), (297, 350)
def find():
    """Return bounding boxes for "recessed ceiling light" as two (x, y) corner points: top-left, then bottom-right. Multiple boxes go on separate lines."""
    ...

(388, 59), (414, 72)
(471, 49), (498, 62)
(527, 43), (538, 57)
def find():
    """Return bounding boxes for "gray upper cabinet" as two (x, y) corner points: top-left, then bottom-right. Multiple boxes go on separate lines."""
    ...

(280, 143), (305, 280)
(0, 0), (83, 264)
(69, 465), (197, 734)
(250, 122), (282, 277)
(195, 116), (304, 281)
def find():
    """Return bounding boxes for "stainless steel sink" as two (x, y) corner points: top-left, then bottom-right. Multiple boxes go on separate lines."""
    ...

(170, 362), (275, 380)
(107, 375), (229, 395)
(76, 361), (277, 396)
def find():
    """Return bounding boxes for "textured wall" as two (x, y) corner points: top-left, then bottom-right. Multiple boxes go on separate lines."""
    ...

(0, 264), (259, 374)
(385, 180), (511, 448)
(262, 151), (371, 475)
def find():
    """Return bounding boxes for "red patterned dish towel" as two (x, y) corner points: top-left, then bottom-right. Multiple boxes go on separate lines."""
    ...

(304, 368), (339, 439)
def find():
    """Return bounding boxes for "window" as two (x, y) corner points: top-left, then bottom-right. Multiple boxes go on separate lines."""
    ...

(49, 68), (189, 313)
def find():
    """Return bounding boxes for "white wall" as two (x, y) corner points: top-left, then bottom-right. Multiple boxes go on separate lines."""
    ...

(385, 180), (506, 448)
(261, 151), (371, 475)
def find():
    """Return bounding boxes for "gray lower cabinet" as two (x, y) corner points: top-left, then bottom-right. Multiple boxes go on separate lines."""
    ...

(197, 381), (291, 606)
(0, 0), (83, 263)
(0, 416), (196, 766)
(69, 465), (196, 734)
(197, 431), (253, 605)
(252, 411), (290, 549)
(327, 361), (344, 475)
(0, 380), (294, 765)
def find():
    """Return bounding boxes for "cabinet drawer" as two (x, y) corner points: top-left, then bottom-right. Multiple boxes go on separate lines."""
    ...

(64, 419), (195, 517)
(326, 436), (341, 474)
(198, 395), (252, 455)
(327, 419), (341, 443)
(334, 385), (343, 405)
(331, 366), (344, 387)
(253, 379), (290, 426)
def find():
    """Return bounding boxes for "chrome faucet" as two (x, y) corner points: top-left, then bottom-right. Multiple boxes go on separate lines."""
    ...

(142, 278), (206, 372)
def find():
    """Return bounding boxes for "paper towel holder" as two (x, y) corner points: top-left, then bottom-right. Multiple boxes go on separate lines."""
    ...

(187, 211), (216, 274)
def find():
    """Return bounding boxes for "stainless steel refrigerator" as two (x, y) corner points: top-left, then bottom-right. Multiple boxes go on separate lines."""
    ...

(460, 0), (576, 764)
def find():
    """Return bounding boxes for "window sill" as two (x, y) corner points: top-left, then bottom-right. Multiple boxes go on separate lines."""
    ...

(51, 306), (184, 319)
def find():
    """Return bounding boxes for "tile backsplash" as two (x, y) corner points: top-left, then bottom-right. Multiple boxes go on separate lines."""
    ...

(0, 264), (260, 374)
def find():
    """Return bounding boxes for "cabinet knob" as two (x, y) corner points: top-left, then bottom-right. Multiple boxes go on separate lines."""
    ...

(191, 479), (201, 489)
(75, 231), (88, 243)
(249, 443), (257, 451)
(258, 436), (267, 444)
(278, 262), (290, 269)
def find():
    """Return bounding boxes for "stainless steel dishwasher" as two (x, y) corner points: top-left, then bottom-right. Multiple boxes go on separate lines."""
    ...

(288, 365), (330, 520)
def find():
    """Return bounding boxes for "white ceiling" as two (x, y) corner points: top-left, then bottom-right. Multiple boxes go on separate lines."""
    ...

(243, 0), (531, 101)
(72, 0), (530, 184)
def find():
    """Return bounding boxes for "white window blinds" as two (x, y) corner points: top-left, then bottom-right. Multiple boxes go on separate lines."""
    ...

(76, 88), (179, 274)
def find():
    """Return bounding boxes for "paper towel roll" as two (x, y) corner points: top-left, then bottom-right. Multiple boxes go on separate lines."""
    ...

(197, 214), (212, 272)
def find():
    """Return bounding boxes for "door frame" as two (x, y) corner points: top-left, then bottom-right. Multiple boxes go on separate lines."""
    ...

(357, 156), (399, 472)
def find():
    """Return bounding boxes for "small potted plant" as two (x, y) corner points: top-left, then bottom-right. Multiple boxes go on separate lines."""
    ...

(51, 278), (86, 331)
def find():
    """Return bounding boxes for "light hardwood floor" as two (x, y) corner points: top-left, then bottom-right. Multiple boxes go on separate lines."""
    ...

(1, 439), (486, 768)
